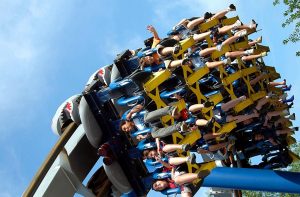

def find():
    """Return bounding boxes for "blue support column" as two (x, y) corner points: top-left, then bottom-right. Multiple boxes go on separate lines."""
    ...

(202, 167), (300, 194)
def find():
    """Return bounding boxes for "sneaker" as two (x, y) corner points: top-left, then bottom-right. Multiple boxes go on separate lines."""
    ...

(173, 44), (182, 54)
(261, 52), (267, 57)
(283, 95), (294, 103)
(204, 12), (213, 20)
(229, 4), (236, 11)
(255, 36), (262, 43)
(292, 127), (299, 132)
(197, 169), (210, 179)
(288, 113), (296, 120)
(182, 144), (191, 152)
(205, 117), (215, 130)
(182, 58), (192, 66)
(204, 101), (215, 108)
(236, 29), (247, 37)
(244, 49), (254, 55)
(171, 106), (179, 117)
(222, 57), (231, 65)
(180, 121), (189, 132)
(249, 19), (257, 29)
(282, 109), (290, 116)
(280, 93), (288, 101)
(187, 153), (196, 164)
(216, 44), (223, 51)
(283, 84), (292, 91)
(232, 20), (242, 29)
(287, 102), (294, 108)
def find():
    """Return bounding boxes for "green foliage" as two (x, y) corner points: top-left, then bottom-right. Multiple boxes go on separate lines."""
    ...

(273, 0), (300, 56)
(242, 143), (300, 196)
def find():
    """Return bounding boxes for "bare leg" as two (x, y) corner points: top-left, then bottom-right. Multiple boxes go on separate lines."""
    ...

(222, 31), (244, 46)
(269, 80), (286, 87)
(162, 144), (183, 153)
(211, 9), (231, 20)
(168, 59), (184, 69)
(276, 128), (292, 135)
(208, 142), (228, 152)
(221, 96), (246, 112)
(266, 110), (285, 120)
(189, 104), (205, 112)
(195, 119), (209, 126)
(159, 47), (174, 56)
(181, 192), (192, 197)
(241, 53), (266, 61)
(255, 97), (269, 111)
(203, 132), (224, 141)
(169, 156), (189, 165)
(199, 46), (217, 57)
(206, 60), (226, 69)
(250, 73), (266, 86)
(227, 112), (258, 123)
(193, 31), (211, 42)
(225, 51), (245, 58)
(173, 173), (198, 185)
(187, 17), (205, 29)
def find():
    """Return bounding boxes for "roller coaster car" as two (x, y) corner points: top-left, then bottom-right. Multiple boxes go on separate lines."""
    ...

(81, 92), (151, 196)
(51, 95), (82, 136)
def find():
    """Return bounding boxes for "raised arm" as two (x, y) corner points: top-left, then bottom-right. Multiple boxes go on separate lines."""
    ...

(126, 104), (144, 120)
(147, 25), (160, 40)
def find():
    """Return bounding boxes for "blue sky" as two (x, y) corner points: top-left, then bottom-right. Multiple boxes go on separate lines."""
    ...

(0, 0), (299, 196)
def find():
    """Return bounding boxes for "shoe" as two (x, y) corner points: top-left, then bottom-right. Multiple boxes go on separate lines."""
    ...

(205, 117), (215, 130)
(288, 113), (296, 120)
(280, 93), (288, 101)
(244, 49), (254, 55)
(236, 29), (247, 37)
(255, 36), (262, 43)
(204, 101), (214, 108)
(173, 44), (182, 54)
(229, 4), (236, 11)
(216, 44), (223, 51)
(283, 84), (292, 91)
(292, 127), (299, 131)
(249, 19), (257, 29)
(232, 20), (242, 29)
(287, 102), (294, 108)
(182, 58), (192, 66)
(187, 153), (196, 164)
(197, 169), (210, 179)
(180, 121), (189, 132)
(261, 52), (267, 57)
(204, 12), (213, 20)
(283, 95), (294, 103)
(171, 106), (179, 117)
(282, 109), (290, 116)
(222, 57), (231, 65)
(182, 144), (191, 152)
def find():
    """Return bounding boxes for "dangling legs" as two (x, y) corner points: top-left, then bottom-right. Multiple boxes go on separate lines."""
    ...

(221, 96), (246, 112)
(193, 31), (211, 42)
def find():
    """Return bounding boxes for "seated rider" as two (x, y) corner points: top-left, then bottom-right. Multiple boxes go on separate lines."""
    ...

(120, 104), (189, 139)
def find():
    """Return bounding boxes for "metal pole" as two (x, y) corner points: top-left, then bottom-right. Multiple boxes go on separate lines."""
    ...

(23, 122), (78, 197)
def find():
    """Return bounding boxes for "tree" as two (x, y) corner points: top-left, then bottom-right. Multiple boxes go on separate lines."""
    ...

(243, 142), (300, 197)
(273, 0), (300, 56)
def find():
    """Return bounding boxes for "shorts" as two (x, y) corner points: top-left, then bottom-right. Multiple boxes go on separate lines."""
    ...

(180, 185), (192, 194)
(156, 38), (178, 59)
(174, 171), (185, 179)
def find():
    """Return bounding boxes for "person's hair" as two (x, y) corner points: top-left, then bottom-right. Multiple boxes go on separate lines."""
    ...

(119, 120), (127, 131)
(143, 149), (150, 158)
(152, 179), (168, 191)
